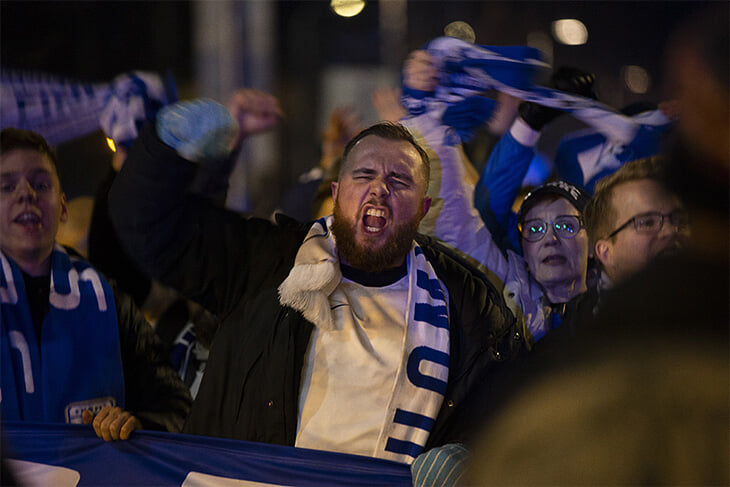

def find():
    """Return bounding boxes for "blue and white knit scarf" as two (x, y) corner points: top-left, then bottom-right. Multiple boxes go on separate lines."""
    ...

(1, 69), (176, 146)
(402, 36), (639, 144)
(279, 216), (450, 463)
(0, 245), (124, 423)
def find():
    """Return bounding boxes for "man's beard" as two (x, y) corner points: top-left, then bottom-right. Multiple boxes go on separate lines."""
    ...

(331, 201), (420, 273)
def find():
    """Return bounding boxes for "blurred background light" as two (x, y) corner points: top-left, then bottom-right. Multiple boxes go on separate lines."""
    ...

(444, 20), (476, 43)
(331, 0), (366, 18)
(551, 19), (588, 45)
(622, 64), (651, 93)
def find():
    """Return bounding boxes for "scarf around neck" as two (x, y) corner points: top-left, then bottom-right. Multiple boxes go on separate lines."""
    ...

(278, 216), (452, 463)
(1, 245), (124, 423)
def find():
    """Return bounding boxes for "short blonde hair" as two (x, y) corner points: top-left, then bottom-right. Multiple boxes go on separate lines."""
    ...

(584, 156), (667, 247)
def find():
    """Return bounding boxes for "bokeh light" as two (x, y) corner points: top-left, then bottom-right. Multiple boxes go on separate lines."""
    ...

(331, 0), (365, 18)
(444, 21), (476, 43)
(551, 19), (588, 45)
(622, 65), (651, 93)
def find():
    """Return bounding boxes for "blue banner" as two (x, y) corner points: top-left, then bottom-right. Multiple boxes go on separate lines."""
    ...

(2, 422), (412, 486)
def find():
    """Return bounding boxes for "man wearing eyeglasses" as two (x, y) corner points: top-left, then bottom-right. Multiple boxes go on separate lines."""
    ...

(584, 156), (689, 286)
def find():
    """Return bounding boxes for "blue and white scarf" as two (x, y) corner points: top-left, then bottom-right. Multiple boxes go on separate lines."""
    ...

(1, 69), (175, 147)
(402, 36), (639, 144)
(279, 216), (450, 463)
(555, 109), (673, 192)
(0, 245), (124, 423)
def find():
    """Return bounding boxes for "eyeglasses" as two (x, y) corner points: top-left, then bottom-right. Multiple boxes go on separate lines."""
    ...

(519, 215), (583, 242)
(606, 210), (689, 239)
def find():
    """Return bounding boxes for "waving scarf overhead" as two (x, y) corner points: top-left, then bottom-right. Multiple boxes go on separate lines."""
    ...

(0, 69), (175, 146)
(402, 36), (639, 144)
(554, 109), (673, 192)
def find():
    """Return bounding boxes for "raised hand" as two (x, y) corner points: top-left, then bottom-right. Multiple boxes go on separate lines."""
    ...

(227, 89), (284, 147)
(403, 50), (439, 92)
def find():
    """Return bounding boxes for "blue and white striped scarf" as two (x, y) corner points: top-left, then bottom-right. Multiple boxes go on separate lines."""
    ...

(0, 69), (175, 146)
(279, 216), (450, 463)
(402, 36), (639, 144)
(0, 245), (124, 423)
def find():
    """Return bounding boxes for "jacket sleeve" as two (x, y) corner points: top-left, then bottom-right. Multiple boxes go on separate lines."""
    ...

(403, 114), (509, 283)
(108, 123), (303, 318)
(404, 116), (550, 346)
(111, 280), (192, 432)
(88, 167), (151, 308)
(473, 119), (540, 254)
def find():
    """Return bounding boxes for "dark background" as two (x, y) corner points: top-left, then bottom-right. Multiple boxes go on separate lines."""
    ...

(1, 1), (711, 209)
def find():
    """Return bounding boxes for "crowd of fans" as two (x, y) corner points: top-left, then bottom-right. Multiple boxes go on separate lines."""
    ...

(1, 3), (727, 485)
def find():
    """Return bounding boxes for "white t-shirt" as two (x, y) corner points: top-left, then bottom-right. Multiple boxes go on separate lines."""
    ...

(295, 274), (409, 458)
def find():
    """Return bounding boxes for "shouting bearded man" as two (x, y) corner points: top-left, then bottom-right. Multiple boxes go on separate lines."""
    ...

(109, 98), (522, 465)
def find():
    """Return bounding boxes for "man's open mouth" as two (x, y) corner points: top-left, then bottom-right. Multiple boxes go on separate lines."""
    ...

(363, 208), (387, 233)
(14, 212), (42, 225)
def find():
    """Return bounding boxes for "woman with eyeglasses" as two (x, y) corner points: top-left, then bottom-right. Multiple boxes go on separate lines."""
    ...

(402, 118), (601, 472)
(515, 181), (595, 337)
(404, 108), (596, 343)
(400, 90), (599, 483)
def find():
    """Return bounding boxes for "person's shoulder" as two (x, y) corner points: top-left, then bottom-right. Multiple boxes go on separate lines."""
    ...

(63, 245), (112, 278)
(270, 213), (319, 247)
(62, 245), (84, 259)
(60, 245), (143, 332)
(596, 251), (728, 340)
(415, 234), (500, 290)
(273, 212), (315, 234)
(416, 234), (482, 272)
(61, 245), (133, 308)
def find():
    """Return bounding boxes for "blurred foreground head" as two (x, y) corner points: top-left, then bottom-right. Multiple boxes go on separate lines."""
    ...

(663, 3), (729, 260)
(464, 340), (728, 485)
(665, 3), (728, 168)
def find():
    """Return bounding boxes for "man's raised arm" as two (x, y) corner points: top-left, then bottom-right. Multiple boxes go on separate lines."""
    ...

(108, 98), (287, 316)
